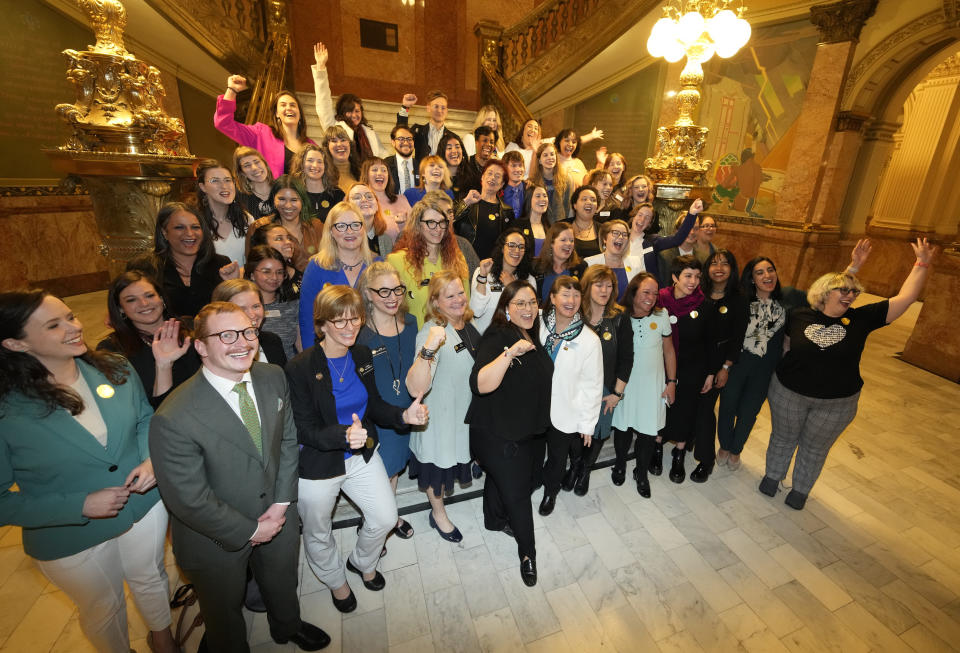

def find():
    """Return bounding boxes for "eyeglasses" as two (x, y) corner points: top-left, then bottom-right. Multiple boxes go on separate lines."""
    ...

(510, 299), (538, 310)
(349, 193), (376, 202)
(505, 242), (526, 252)
(368, 285), (406, 298)
(421, 218), (449, 230)
(332, 221), (364, 232)
(609, 230), (629, 239)
(329, 316), (362, 329)
(203, 327), (259, 344)
(393, 137), (414, 144)
(205, 177), (234, 186)
(832, 287), (861, 296)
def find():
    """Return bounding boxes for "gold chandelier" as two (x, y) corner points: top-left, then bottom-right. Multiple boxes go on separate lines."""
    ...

(644, 1), (751, 188)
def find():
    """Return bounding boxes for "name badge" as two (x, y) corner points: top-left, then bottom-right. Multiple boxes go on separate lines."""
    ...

(599, 211), (610, 217)
(372, 346), (387, 357)
(454, 342), (467, 353)
(265, 309), (281, 318)
(490, 282), (504, 292)
(357, 363), (374, 376)
(614, 193), (623, 202)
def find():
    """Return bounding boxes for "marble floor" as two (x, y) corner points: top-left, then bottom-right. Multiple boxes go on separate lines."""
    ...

(2, 293), (959, 652)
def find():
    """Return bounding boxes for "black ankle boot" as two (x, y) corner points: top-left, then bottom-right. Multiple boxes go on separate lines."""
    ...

(575, 440), (602, 496)
(758, 476), (779, 497)
(669, 448), (686, 484)
(690, 462), (713, 483)
(538, 492), (556, 516)
(561, 459), (581, 492)
(650, 441), (664, 476)
(784, 489), (808, 510)
(633, 467), (651, 498)
(611, 464), (626, 485)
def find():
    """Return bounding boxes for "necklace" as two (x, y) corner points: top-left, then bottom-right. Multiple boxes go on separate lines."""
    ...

(340, 259), (363, 271)
(371, 314), (403, 395)
(328, 353), (350, 383)
(574, 221), (594, 239)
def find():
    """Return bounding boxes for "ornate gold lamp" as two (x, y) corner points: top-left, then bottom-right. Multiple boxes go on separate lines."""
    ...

(644, 1), (751, 208)
(45, 0), (196, 276)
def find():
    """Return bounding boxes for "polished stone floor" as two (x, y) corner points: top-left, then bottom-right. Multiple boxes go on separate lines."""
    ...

(1, 293), (958, 652)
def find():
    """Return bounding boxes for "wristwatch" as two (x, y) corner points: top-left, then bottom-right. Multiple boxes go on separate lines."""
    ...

(666, 379), (678, 385)
(614, 391), (624, 399)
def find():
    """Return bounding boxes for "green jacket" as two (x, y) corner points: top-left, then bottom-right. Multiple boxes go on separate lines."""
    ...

(0, 359), (158, 561)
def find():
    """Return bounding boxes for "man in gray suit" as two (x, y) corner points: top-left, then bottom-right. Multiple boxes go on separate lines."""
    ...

(150, 302), (329, 652)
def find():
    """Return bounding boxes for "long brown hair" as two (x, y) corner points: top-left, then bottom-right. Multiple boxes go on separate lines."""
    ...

(0, 290), (129, 416)
(268, 89), (309, 143)
(393, 192), (467, 280)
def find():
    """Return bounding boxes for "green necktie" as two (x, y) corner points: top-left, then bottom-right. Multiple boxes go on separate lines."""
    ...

(232, 381), (262, 455)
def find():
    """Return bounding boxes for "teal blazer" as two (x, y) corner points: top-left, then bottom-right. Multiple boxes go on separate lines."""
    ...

(0, 359), (159, 561)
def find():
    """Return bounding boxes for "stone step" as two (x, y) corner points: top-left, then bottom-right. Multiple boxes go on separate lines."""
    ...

(298, 93), (478, 157)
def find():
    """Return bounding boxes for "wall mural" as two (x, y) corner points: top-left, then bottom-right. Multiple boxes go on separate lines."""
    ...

(700, 19), (818, 220)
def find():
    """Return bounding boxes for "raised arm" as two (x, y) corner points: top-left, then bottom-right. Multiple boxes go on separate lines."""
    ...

(653, 198), (703, 252)
(406, 325), (445, 397)
(886, 238), (935, 324)
(214, 75), (260, 146)
(311, 42), (336, 129)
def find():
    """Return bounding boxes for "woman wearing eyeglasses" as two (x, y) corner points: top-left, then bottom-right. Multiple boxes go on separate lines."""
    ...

(356, 262), (418, 540)
(386, 192), (470, 327)
(584, 219), (645, 303)
(285, 285), (428, 613)
(470, 228), (536, 334)
(299, 201), (378, 348)
(346, 182), (395, 257)
(760, 238), (934, 510)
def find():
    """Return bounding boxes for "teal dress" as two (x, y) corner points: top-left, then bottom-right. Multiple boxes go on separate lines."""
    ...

(356, 313), (418, 476)
(612, 309), (673, 437)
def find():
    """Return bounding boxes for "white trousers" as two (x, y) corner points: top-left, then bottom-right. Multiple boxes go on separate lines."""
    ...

(298, 452), (398, 589)
(35, 501), (171, 653)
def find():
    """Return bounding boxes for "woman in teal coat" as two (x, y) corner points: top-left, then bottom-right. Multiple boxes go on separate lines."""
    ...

(0, 291), (176, 653)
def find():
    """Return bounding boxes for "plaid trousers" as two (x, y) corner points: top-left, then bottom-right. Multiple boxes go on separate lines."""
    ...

(765, 374), (860, 495)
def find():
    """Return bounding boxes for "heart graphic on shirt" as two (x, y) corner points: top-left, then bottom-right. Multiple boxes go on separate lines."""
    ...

(804, 323), (846, 349)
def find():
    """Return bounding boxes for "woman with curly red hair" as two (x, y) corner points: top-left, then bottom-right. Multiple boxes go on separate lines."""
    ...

(387, 191), (470, 326)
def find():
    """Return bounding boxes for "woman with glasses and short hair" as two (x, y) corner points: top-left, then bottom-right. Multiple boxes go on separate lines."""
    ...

(387, 193), (470, 327)
(285, 285), (428, 613)
(299, 201), (378, 348)
(760, 238), (934, 510)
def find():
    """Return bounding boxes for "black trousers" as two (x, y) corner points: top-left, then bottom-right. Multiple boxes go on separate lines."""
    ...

(613, 428), (656, 479)
(543, 427), (583, 495)
(693, 386), (720, 465)
(181, 513), (302, 653)
(471, 426), (545, 560)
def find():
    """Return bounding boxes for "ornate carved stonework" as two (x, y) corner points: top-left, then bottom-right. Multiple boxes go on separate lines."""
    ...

(927, 52), (960, 78)
(809, 0), (879, 43)
(842, 10), (946, 106)
(836, 110), (872, 133)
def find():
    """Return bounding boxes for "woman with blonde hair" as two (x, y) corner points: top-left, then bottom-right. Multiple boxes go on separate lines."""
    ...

(299, 201), (377, 348)
(290, 142), (344, 224)
(403, 155), (454, 205)
(232, 146), (276, 221)
(357, 262), (418, 540)
(405, 270), (479, 542)
(760, 239), (933, 510)
(387, 192), (469, 326)
(462, 105), (505, 157)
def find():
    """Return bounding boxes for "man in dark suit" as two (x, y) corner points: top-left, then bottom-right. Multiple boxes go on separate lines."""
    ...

(384, 124), (419, 196)
(396, 90), (459, 170)
(150, 302), (329, 653)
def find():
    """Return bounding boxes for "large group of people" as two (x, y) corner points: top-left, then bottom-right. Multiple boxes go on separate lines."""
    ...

(0, 40), (938, 653)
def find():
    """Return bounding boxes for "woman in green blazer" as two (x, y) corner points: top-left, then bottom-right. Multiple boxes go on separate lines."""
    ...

(0, 290), (177, 653)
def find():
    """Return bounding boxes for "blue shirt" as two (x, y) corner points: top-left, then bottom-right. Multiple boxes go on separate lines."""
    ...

(325, 352), (368, 458)
(299, 259), (376, 348)
(404, 187), (454, 206)
(502, 183), (525, 218)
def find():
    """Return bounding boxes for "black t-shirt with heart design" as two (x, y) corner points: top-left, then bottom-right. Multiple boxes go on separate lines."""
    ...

(776, 300), (889, 399)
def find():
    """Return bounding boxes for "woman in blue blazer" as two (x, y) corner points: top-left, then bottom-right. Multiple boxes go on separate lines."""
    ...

(0, 291), (176, 653)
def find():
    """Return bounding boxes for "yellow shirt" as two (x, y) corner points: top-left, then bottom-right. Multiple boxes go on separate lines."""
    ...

(386, 250), (469, 328)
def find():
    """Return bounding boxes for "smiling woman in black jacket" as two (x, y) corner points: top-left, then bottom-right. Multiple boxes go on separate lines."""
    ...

(285, 285), (427, 613)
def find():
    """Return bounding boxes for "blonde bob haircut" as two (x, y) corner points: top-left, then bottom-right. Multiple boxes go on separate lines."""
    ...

(806, 272), (864, 312)
(359, 261), (409, 318)
(313, 201), (375, 271)
(417, 155), (452, 190)
(212, 279), (262, 303)
(312, 285), (365, 338)
(423, 269), (474, 327)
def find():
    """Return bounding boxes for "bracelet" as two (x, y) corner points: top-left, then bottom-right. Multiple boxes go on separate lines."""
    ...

(476, 275), (488, 283)
(614, 391), (624, 399)
(418, 347), (436, 360)
(722, 364), (731, 371)
(666, 379), (678, 385)
(915, 261), (930, 268)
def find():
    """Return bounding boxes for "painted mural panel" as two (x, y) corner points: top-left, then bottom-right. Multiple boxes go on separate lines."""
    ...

(700, 19), (818, 220)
